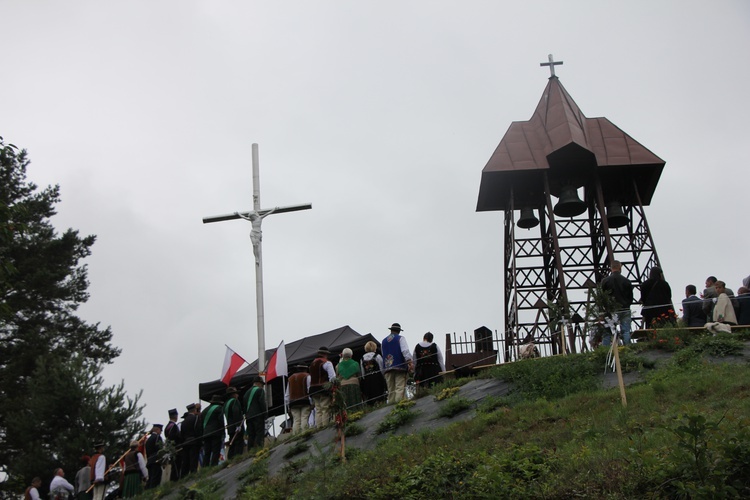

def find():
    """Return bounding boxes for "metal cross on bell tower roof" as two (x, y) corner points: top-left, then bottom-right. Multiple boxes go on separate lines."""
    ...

(540, 54), (563, 77)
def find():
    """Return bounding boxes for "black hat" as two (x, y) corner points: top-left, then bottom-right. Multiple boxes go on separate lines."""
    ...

(294, 364), (308, 371)
(151, 424), (163, 430)
(168, 408), (178, 417)
(317, 346), (331, 355)
(186, 403), (196, 411)
(389, 323), (403, 332)
(210, 395), (224, 404)
(252, 376), (266, 385)
(226, 386), (239, 395)
(94, 442), (105, 449)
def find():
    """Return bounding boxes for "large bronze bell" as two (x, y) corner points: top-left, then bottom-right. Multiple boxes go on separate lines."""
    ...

(517, 207), (539, 229)
(606, 203), (629, 228)
(553, 186), (587, 217)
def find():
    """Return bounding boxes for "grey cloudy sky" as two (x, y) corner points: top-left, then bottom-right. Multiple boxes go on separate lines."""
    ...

(2, 1), (749, 429)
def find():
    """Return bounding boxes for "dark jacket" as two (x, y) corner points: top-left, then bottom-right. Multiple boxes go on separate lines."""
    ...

(243, 386), (267, 419)
(601, 271), (633, 309)
(200, 403), (225, 441)
(682, 295), (707, 327)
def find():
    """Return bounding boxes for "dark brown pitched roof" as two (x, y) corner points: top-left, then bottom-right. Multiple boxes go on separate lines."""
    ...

(477, 77), (665, 211)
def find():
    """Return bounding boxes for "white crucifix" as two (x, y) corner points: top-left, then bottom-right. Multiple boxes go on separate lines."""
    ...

(203, 143), (311, 377)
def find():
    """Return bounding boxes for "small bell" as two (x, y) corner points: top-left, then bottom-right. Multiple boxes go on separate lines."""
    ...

(606, 204), (629, 228)
(517, 207), (539, 229)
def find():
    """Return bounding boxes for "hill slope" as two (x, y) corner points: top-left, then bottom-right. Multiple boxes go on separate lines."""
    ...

(148, 333), (750, 499)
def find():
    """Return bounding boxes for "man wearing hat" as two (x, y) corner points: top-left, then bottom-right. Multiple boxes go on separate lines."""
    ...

(164, 409), (182, 482)
(144, 424), (163, 489)
(382, 323), (413, 404)
(243, 376), (268, 449)
(308, 347), (336, 427)
(201, 395), (226, 466)
(180, 403), (201, 477)
(285, 364), (312, 434)
(89, 442), (107, 500)
(223, 387), (245, 459)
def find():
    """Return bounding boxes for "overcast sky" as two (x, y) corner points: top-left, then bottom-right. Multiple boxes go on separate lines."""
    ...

(2, 1), (749, 430)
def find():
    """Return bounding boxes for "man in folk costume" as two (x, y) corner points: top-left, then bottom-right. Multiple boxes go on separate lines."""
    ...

(24, 477), (42, 500)
(382, 323), (414, 404)
(144, 424), (163, 489)
(121, 440), (148, 498)
(308, 347), (336, 427)
(413, 332), (445, 389)
(285, 364), (312, 434)
(89, 443), (107, 500)
(243, 376), (268, 448)
(223, 387), (245, 459)
(164, 409), (182, 482)
(201, 395), (226, 466)
(180, 403), (201, 477)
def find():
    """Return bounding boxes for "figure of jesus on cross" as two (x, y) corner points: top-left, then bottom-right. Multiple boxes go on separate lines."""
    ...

(203, 144), (311, 376)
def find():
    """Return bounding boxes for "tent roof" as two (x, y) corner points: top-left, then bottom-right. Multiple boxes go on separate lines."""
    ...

(198, 325), (378, 402)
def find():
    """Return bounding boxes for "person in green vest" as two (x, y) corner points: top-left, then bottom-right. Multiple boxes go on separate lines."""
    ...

(200, 395), (225, 466)
(336, 348), (362, 410)
(243, 377), (267, 449)
(223, 386), (245, 459)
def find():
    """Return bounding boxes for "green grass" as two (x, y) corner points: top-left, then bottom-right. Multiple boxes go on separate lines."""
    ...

(237, 341), (750, 499)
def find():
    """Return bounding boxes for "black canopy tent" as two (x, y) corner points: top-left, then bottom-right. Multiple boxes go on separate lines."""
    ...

(198, 325), (380, 416)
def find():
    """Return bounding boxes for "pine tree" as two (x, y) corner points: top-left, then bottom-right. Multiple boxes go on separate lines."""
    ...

(0, 137), (145, 495)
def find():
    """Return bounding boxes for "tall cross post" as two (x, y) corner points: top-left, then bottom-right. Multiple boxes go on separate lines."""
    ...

(540, 54), (563, 77)
(203, 143), (312, 379)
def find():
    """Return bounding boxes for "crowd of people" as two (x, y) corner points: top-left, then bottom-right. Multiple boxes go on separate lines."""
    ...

(599, 261), (750, 346)
(25, 323), (446, 499)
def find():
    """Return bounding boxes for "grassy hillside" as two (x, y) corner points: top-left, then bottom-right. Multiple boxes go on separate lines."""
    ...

(151, 330), (750, 499)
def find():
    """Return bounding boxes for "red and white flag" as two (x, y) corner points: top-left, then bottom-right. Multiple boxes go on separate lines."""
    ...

(220, 346), (247, 386)
(265, 340), (288, 382)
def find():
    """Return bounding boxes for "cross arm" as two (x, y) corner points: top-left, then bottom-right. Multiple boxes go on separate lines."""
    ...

(202, 203), (312, 224)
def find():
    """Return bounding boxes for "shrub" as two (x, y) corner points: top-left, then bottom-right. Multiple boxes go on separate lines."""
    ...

(376, 405), (420, 434)
(283, 441), (310, 460)
(345, 422), (365, 437)
(437, 397), (472, 418)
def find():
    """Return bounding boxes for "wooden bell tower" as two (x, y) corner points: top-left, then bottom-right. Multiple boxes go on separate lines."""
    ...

(477, 56), (666, 361)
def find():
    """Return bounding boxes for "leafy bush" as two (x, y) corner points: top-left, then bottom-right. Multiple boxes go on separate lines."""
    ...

(691, 334), (745, 357)
(434, 386), (461, 401)
(376, 404), (419, 434)
(437, 397), (472, 418)
(344, 422), (365, 437)
(283, 441), (310, 459)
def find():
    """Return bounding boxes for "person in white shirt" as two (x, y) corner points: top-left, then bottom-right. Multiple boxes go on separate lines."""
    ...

(90, 443), (107, 500)
(25, 477), (42, 500)
(49, 468), (75, 498)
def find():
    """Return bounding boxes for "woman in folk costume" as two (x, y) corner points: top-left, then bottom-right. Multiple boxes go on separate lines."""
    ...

(121, 441), (148, 498)
(413, 332), (445, 389)
(359, 341), (387, 405)
(335, 348), (363, 410)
